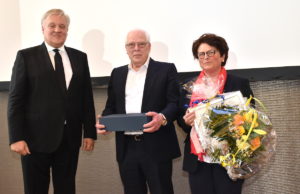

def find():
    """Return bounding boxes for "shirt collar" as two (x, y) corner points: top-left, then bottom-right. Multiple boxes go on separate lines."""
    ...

(44, 42), (66, 52)
(128, 57), (150, 71)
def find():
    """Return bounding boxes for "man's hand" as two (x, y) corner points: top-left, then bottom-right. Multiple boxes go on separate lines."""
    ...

(96, 115), (111, 135)
(82, 138), (94, 151)
(183, 109), (196, 126)
(143, 111), (164, 133)
(10, 140), (31, 156)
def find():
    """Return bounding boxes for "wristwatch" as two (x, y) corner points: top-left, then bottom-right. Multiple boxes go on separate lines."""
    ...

(159, 113), (167, 126)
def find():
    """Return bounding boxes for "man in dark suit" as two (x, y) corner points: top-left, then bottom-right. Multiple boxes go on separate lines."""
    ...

(97, 29), (181, 194)
(7, 9), (96, 194)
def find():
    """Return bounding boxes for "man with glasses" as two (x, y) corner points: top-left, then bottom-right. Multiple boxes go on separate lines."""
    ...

(97, 29), (181, 194)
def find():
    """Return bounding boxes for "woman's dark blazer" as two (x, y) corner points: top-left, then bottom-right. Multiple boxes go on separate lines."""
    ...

(177, 73), (254, 173)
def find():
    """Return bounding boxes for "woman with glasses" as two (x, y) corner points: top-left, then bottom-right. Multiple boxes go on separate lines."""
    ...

(177, 33), (253, 194)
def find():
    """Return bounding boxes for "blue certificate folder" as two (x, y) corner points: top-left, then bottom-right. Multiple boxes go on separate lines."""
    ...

(100, 113), (152, 131)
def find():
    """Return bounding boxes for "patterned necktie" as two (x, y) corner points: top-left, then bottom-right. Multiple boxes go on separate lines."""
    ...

(53, 49), (66, 91)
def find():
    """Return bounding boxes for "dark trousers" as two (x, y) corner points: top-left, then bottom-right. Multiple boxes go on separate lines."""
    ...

(118, 136), (174, 194)
(21, 132), (80, 194)
(189, 162), (244, 194)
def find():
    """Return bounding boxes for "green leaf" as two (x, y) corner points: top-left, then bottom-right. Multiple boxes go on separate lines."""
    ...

(253, 129), (267, 135)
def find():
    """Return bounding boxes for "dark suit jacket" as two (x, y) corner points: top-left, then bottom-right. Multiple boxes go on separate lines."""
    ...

(177, 73), (253, 173)
(8, 43), (96, 153)
(102, 58), (181, 162)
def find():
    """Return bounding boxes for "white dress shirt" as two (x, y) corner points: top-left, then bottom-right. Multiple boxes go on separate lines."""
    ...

(45, 42), (73, 89)
(124, 58), (150, 135)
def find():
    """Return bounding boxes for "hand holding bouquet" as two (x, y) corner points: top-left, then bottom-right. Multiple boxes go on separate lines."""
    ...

(190, 91), (276, 180)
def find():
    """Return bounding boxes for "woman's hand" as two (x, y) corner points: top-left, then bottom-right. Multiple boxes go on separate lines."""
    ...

(183, 110), (196, 126)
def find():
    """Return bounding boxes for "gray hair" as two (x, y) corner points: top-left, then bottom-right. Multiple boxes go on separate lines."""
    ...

(41, 9), (70, 27)
(126, 29), (151, 43)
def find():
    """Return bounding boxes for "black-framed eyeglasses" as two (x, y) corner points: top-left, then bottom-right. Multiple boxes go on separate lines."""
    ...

(197, 50), (216, 59)
(125, 42), (148, 49)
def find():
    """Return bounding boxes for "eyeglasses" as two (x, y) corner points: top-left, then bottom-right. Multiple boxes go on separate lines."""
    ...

(197, 50), (216, 59)
(125, 42), (148, 49)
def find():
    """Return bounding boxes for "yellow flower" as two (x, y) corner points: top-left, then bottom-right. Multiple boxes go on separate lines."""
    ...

(237, 126), (245, 136)
(243, 109), (254, 123)
(236, 139), (250, 151)
(253, 129), (267, 135)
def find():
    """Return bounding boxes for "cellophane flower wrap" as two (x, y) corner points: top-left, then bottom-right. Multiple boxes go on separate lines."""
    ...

(187, 91), (276, 180)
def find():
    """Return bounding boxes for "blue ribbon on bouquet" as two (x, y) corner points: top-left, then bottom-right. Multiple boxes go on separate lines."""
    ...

(186, 94), (226, 109)
(185, 99), (210, 108)
(212, 108), (238, 115)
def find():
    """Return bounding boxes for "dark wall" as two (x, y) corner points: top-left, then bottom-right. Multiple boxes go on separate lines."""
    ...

(1, 66), (300, 91)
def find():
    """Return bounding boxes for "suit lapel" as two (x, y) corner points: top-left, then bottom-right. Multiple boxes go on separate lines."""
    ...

(65, 46), (75, 93)
(118, 66), (128, 113)
(223, 74), (233, 93)
(142, 58), (156, 110)
(40, 43), (55, 72)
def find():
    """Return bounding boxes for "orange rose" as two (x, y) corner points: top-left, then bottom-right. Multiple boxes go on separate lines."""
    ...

(233, 114), (244, 126)
(250, 136), (261, 151)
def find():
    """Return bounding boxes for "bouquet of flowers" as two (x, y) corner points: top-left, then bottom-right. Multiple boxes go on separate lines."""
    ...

(189, 91), (276, 180)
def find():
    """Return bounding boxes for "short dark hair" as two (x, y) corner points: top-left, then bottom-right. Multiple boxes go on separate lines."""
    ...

(192, 33), (229, 66)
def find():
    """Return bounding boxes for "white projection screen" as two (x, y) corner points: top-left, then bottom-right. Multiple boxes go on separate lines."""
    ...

(1, 0), (300, 82)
